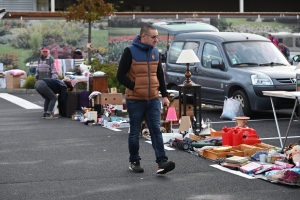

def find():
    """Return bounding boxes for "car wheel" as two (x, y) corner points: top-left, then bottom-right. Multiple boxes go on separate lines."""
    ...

(169, 85), (179, 91)
(232, 90), (252, 117)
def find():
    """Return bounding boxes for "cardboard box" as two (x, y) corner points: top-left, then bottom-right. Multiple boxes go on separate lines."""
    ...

(87, 111), (97, 122)
(95, 93), (123, 105)
(170, 99), (194, 117)
(110, 87), (117, 93)
(6, 74), (20, 89)
(110, 117), (129, 122)
(162, 133), (183, 143)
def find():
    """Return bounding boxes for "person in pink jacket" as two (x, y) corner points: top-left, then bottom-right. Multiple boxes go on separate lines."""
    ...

(268, 34), (278, 47)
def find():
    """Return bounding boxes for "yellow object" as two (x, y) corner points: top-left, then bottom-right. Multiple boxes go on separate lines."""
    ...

(213, 146), (232, 152)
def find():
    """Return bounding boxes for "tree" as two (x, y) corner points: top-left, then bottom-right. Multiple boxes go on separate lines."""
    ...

(61, 0), (114, 64)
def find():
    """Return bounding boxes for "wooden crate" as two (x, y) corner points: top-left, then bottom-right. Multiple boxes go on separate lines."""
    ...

(232, 144), (265, 157)
(210, 130), (223, 137)
(253, 143), (276, 149)
(202, 148), (244, 161)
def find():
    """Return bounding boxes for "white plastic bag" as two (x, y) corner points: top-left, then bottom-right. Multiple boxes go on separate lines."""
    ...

(53, 100), (59, 115)
(199, 118), (212, 136)
(220, 97), (244, 120)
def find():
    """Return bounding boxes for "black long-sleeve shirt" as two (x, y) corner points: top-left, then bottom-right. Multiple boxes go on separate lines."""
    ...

(116, 47), (168, 98)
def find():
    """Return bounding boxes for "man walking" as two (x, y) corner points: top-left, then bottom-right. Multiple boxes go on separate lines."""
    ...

(117, 24), (175, 174)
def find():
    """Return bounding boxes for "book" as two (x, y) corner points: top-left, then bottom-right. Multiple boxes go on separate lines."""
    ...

(240, 162), (264, 174)
(225, 156), (249, 164)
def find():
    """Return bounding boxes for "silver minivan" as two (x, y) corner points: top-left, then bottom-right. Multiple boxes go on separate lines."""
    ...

(157, 29), (297, 116)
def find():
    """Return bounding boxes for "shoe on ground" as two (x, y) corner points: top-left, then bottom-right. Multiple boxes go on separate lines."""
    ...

(45, 114), (58, 119)
(129, 162), (144, 173)
(157, 161), (175, 174)
(42, 113), (47, 118)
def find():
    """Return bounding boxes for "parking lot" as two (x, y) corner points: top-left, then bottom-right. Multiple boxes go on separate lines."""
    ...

(0, 92), (299, 199)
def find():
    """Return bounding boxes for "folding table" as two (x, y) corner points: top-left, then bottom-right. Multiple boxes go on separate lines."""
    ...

(262, 91), (300, 152)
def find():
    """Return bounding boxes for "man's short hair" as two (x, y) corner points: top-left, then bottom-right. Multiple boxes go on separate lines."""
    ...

(140, 24), (156, 36)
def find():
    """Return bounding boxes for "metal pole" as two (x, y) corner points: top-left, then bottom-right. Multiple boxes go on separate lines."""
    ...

(239, 0), (244, 13)
(270, 97), (283, 148)
(51, 0), (55, 12)
(280, 98), (298, 153)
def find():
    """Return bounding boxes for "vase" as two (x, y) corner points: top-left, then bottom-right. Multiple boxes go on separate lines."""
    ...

(235, 116), (250, 128)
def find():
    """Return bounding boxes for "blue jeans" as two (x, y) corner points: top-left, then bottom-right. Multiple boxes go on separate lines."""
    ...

(126, 98), (168, 164)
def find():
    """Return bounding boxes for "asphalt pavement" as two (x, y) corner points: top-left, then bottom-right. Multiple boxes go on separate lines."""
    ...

(0, 92), (299, 200)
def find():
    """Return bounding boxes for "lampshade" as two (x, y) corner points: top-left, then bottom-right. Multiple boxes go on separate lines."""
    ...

(176, 49), (200, 64)
(166, 107), (178, 121)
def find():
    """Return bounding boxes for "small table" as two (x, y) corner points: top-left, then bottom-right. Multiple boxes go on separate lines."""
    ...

(262, 91), (300, 151)
(178, 84), (202, 134)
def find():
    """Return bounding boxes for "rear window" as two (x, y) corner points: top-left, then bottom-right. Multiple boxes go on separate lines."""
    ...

(169, 41), (200, 65)
(152, 21), (219, 34)
(160, 23), (217, 32)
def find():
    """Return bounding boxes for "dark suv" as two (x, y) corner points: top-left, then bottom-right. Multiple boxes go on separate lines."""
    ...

(154, 26), (297, 116)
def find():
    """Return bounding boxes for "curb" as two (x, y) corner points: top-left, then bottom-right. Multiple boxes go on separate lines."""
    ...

(0, 89), (38, 94)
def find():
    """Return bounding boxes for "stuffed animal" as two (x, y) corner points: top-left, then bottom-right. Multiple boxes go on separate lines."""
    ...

(141, 128), (150, 139)
(291, 145), (300, 167)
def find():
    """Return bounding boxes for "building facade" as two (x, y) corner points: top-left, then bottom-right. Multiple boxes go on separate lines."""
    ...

(0, 0), (299, 12)
(0, 0), (54, 11)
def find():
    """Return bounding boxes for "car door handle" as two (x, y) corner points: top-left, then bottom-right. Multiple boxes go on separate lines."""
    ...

(193, 67), (198, 73)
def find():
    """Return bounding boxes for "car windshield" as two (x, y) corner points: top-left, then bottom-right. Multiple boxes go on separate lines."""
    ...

(224, 41), (290, 66)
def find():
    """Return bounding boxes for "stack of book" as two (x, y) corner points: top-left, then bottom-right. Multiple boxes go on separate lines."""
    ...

(221, 156), (249, 170)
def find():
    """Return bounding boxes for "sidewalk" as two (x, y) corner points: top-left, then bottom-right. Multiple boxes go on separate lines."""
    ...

(0, 88), (38, 94)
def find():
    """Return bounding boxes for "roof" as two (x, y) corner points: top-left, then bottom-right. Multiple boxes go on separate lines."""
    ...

(173, 32), (270, 43)
(152, 21), (219, 34)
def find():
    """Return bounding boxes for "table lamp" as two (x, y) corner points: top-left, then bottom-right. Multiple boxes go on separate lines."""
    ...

(176, 49), (200, 86)
(166, 107), (178, 133)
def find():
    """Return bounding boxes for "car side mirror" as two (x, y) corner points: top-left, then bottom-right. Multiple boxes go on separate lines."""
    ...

(293, 55), (300, 62)
(211, 59), (225, 70)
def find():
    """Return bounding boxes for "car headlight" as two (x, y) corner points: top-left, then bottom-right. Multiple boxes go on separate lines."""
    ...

(251, 74), (273, 85)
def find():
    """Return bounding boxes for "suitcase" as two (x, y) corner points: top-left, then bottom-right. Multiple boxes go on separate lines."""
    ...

(66, 91), (79, 118)
(78, 90), (89, 109)
(94, 104), (103, 117)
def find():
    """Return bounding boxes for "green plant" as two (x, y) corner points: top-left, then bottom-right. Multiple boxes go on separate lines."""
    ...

(29, 32), (43, 54)
(91, 60), (125, 93)
(0, 26), (11, 36)
(11, 29), (30, 48)
(22, 75), (35, 89)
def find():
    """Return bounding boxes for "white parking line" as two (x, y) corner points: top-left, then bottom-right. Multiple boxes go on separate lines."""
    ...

(145, 141), (175, 150)
(0, 93), (42, 109)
